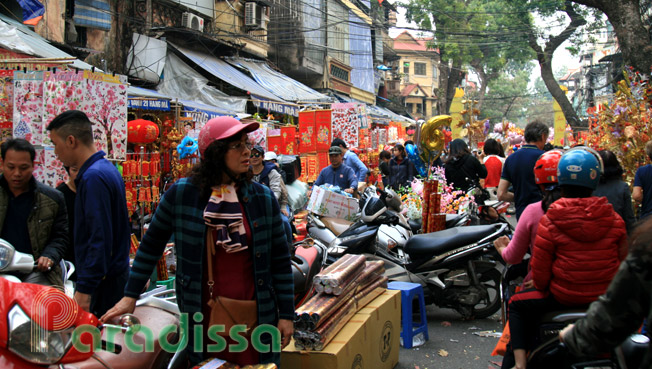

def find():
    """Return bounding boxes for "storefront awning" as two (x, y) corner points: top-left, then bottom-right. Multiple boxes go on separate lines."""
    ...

(226, 57), (332, 103)
(0, 14), (94, 70)
(170, 44), (283, 103)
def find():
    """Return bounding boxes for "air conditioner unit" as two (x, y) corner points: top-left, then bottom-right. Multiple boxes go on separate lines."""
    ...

(181, 12), (204, 32)
(245, 2), (265, 29)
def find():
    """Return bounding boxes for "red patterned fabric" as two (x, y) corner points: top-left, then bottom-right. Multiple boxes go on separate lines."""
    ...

(531, 196), (627, 305)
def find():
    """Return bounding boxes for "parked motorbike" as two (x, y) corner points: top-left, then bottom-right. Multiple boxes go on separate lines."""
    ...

(307, 186), (468, 247)
(291, 238), (328, 307)
(326, 187), (509, 319)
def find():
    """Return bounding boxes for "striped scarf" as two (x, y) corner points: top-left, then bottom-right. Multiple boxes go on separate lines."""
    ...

(203, 184), (248, 253)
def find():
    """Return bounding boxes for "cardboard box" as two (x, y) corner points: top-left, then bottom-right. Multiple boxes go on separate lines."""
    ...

(281, 289), (401, 369)
(306, 186), (359, 221)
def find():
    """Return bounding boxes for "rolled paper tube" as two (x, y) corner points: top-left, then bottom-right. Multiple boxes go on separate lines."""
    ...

(328, 260), (365, 291)
(313, 299), (357, 351)
(432, 180), (439, 193)
(353, 277), (388, 308)
(431, 213), (446, 232)
(332, 260), (383, 295)
(429, 193), (439, 214)
(422, 210), (429, 234)
(428, 214), (436, 233)
(320, 255), (366, 290)
(310, 284), (357, 329)
(313, 254), (355, 289)
(432, 193), (441, 213)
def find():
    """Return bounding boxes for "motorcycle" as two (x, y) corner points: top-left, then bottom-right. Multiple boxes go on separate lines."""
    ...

(511, 308), (649, 369)
(291, 238), (328, 307)
(327, 188), (510, 319)
(307, 186), (469, 249)
(0, 278), (181, 369)
(0, 238), (182, 369)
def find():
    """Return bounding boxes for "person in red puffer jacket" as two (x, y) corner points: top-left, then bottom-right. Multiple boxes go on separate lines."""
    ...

(504, 148), (628, 369)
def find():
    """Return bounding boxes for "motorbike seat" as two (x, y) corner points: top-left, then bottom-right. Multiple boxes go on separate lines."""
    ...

(320, 217), (353, 236)
(404, 224), (503, 258)
(408, 219), (422, 233)
(445, 213), (465, 228)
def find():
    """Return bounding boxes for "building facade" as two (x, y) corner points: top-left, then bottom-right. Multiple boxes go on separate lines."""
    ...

(390, 31), (439, 120)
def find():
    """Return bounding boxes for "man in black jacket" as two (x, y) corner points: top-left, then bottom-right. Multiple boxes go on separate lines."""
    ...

(0, 138), (69, 286)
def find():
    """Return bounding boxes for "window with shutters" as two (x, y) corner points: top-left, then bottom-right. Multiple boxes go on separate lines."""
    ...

(414, 62), (426, 76)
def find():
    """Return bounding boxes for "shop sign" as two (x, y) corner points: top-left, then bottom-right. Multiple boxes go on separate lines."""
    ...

(182, 105), (232, 126)
(251, 95), (299, 117)
(128, 98), (170, 111)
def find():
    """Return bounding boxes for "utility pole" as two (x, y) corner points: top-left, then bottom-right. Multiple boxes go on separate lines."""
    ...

(146, 0), (152, 32)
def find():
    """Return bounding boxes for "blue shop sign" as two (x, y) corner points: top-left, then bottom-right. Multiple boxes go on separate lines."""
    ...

(128, 98), (170, 111)
(251, 95), (299, 117)
(182, 106), (233, 126)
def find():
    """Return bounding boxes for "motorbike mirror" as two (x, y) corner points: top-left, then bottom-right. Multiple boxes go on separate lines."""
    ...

(119, 314), (141, 333)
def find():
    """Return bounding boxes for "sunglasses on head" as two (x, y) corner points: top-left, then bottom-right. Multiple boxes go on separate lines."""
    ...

(250, 152), (262, 158)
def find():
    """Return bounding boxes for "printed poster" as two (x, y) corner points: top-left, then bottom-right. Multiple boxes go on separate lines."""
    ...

(13, 71), (47, 145)
(331, 103), (361, 148)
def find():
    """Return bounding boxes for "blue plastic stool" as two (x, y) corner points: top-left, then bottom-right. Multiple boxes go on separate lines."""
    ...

(388, 281), (429, 348)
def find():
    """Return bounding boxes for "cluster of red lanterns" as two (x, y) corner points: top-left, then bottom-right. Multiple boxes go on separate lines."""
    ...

(127, 119), (159, 144)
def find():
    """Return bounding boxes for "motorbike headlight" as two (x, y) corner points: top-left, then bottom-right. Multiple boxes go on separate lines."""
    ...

(0, 240), (15, 271)
(8, 304), (74, 364)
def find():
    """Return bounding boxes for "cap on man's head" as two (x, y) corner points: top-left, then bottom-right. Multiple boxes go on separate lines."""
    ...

(252, 145), (265, 153)
(264, 151), (278, 161)
(328, 146), (343, 155)
(331, 138), (347, 149)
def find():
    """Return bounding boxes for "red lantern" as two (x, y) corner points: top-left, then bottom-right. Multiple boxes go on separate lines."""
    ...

(128, 119), (159, 144)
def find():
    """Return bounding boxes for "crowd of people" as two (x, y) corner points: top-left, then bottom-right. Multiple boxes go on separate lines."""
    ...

(2, 110), (652, 368)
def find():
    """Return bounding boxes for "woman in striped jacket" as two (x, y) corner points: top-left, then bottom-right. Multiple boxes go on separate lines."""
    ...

(102, 117), (294, 366)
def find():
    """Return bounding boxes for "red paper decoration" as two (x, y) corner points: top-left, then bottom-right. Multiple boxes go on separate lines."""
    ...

(315, 110), (332, 152)
(299, 111), (316, 154)
(128, 119), (159, 144)
(267, 134), (283, 154)
(280, 126), (297, 155)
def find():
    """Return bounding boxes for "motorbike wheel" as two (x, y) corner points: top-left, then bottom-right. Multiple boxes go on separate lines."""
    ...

(471, 268), (502, 319)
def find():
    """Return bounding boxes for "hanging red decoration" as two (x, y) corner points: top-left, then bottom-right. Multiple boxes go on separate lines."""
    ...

(128, 119), (159, 144)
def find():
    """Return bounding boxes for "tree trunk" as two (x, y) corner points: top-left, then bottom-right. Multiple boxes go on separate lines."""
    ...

(436, 60), (464, 115)
(105, 0), (134, 74)
(570, 0), (652, 74)
(526, 1), (585, 128)
(470, 60), (491, 112)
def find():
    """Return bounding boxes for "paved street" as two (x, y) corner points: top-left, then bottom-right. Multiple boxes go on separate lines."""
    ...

(396, 214), (516, 369)
(396, 306), (504, 369)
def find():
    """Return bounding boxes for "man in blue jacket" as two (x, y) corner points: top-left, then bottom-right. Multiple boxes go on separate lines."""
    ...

(312, 146), (357, 195)
(47, 110), (131, 317)
(331, 138), (368, 185)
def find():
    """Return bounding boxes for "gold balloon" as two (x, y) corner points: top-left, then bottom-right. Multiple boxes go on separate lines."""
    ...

(419, 115), (452, 163)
